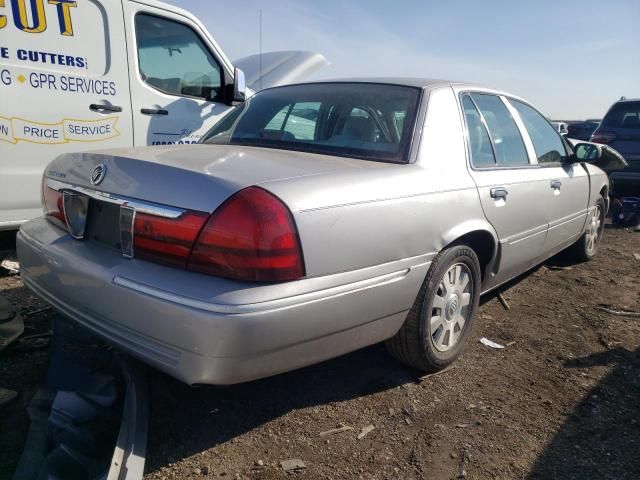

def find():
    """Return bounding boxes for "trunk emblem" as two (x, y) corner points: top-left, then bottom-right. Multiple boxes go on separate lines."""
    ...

(91, 164), (107, 185)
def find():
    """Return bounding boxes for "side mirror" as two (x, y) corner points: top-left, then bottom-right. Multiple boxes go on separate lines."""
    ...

(570, 141), (628, 173)
(573, 142), (600, 162)
(232, 67), (246, 104)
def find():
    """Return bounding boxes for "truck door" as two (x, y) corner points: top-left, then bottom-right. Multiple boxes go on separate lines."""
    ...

(122, 4), (235, 146)
(0, 0), (133, 227)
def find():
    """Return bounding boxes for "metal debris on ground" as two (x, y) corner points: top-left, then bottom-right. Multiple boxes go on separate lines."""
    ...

(319, 424), (353, 437)
(480, 337), (505, 349)
(280, 459), (306, 472)
(12, 333), (52, 353)
(497, 292), (510, 310)
(419, 364), (455, 382)
(596, 304), (640, 317)
(0, 295), (23, 351)
(547, 265), (573, 271)
(506, 341), (517, 347)
(21, 307), (51, 317)
(481, 313), (494, 320)
(0, 387), (18, 407)
(357, 424), (375, 440)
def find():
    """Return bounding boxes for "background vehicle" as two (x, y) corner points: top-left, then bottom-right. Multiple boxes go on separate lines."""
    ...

(0, 0), (326, 230)
(591, 98), (640, 197)
(551, 121), (569, 135)
(567, 120), (600, 141)
(17, 79), (614, 385)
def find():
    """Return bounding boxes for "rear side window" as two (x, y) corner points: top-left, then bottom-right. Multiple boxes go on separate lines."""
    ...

(510, 100), (567, 164)
(462, 95), (496, 168)
(135, 14), (223, 99)
(601, 101), (640, 129)
(471, 94), (529, 167)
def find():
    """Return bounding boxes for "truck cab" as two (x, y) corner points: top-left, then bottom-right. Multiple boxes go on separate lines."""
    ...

(0, 0), (326, 230)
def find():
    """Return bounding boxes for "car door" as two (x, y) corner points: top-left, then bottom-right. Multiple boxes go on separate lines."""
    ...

(509, 99), (590, 252)
(460, 92), (550, 288)
(123, 4), (235, 146)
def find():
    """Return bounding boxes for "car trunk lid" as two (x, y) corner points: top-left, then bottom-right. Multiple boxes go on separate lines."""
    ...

(46, 144), (381, 214)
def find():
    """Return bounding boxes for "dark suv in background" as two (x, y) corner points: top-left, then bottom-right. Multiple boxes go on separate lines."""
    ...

(591, 98), (640, 197)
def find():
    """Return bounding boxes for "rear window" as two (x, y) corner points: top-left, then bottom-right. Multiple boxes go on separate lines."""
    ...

(201, 83), (422, 163)
(601, 101), (640, 129)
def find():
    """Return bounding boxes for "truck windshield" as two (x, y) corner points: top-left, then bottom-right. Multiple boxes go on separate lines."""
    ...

(201, 83), (422, 163)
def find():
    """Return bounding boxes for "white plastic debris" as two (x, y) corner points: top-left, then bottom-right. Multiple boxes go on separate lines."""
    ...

(357, 424), (375, 440)
(480, 337), (505, 349)
(1, 254), (19, 274)
(280, 459), (306, 472)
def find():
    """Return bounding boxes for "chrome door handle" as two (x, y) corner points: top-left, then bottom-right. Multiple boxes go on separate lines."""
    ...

(490, 187), (509, 199)
(550, 180), (562, 189)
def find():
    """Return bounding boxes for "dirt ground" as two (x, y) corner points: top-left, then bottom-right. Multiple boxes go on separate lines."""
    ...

(1, 225), (639, 480)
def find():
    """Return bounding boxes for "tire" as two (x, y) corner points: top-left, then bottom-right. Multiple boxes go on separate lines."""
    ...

(385, 244), (481, 373)
(570, 196), (606, 262)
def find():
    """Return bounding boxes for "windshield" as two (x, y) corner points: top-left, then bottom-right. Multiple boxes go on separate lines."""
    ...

(201, 83), (422, 163)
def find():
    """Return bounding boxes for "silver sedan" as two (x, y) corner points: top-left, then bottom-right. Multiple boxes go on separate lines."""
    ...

(17, 79), (617, 385)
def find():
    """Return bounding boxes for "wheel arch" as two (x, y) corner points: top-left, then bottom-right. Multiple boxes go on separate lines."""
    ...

(441, 220), (498, 283)
(599, 183), (610, 213)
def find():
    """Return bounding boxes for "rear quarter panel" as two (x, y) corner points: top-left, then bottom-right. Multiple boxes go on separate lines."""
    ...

(264, 87), (496, 279)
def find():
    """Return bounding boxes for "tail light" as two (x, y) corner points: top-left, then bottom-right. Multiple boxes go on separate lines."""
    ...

(591, 131), (616, 144)
(188, 187), (305, 282)
(133, 211), (209, 268)
(42, 179), (67, 229)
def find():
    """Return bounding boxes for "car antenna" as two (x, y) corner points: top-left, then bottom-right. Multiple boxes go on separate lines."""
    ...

(259, 9), (263, 92)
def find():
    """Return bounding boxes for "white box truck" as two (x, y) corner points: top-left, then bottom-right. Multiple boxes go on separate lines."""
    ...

(0, 0), (326, 230)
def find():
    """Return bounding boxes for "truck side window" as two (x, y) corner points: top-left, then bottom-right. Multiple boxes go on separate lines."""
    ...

(510, 100), (567, 164)
(462, 95), (496, 168)
(135, 14), (223, 100)
(470, 93), (529, 167)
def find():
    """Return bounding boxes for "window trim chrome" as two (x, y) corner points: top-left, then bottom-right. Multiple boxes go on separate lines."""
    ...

(458, 90), (559, 172)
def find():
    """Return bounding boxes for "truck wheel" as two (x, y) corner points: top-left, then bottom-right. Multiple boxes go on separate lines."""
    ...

(571, 196), (605, 261)
(386, 244), (481, 373)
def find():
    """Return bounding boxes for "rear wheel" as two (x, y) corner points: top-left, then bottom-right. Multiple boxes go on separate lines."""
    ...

(571, 196), (605, 261)
(386, 244), (481, 373)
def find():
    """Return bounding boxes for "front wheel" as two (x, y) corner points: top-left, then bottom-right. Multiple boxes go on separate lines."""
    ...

(385, 244), (481, 373)
(570, 196), (605, 261)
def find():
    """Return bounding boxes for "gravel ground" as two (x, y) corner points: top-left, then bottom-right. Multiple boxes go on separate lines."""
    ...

(1, 225), (639, 480)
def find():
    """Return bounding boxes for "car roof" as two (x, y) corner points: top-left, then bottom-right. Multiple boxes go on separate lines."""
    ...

(613, 98), (640, 103)
(270, 77), (522, 97)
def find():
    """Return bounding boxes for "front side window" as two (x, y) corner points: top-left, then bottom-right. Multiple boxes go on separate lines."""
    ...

(471, 94), (529, 167)
(462, 95), (496, 168)
(201, 83), (421, 163)
(510, 100), (567, 164)
(135, 14), (223, 99)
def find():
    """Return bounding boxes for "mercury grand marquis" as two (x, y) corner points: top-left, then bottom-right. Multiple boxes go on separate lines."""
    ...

(17, 79), (623, 385)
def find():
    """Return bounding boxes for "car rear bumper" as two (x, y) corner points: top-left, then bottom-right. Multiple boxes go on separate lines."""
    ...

(17, 217), (430, 385)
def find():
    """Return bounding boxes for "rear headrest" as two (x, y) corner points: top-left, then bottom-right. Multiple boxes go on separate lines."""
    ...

(342, 116), (376, 142)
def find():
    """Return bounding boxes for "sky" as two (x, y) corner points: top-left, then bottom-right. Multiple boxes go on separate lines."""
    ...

(166, 0), (639, 120)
